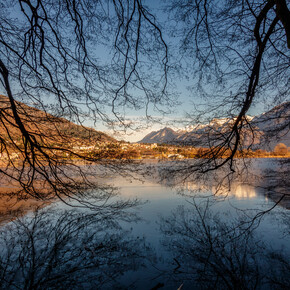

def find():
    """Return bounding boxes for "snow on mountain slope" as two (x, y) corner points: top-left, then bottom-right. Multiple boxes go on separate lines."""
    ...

(138, 127), (179, 144)
(138, 102), (289, 150)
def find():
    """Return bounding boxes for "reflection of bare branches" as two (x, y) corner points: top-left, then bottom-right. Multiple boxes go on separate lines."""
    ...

(149, 158), (289, 212)
(0, 162), (142, 216)
(159, 201), (290, 289)
(0, 206), (152, 289)
(257, 158), (290, 209)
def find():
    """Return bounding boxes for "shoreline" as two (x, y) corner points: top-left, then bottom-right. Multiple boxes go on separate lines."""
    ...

(1, 155), (289, 169)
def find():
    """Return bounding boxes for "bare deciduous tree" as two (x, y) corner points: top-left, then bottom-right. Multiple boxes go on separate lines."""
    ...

(0, 0), (170, 200)
(0, 0), (289, 202)
(165, 0), (289, 172)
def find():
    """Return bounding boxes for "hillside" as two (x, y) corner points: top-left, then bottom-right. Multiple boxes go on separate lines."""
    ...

(251, 102), (290, 150)
(139, 127), (179, 144)
(0, 95), (115, 145)
(138, 102), (290, 150)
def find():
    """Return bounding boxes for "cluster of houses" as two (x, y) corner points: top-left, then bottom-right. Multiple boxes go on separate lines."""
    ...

(1, 140), (289, 163)
(70, 141), (193, 159)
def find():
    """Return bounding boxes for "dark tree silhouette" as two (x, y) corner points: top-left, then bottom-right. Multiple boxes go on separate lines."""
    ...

(147, 1), (290, 213)
(0, 0), (171, 200)
(165, 0), (289, 172)
(1, 3), (289, 289)
(0, 0), (289, 202)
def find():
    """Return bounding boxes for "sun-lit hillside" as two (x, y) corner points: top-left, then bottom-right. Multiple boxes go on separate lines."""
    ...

(0, 95), (115, 146)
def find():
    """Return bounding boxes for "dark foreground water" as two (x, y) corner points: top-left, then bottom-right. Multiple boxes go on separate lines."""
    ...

(0, 159), (289, 289)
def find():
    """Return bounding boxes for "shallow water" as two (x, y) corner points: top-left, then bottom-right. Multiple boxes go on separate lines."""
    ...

(0, 159), (289, 289)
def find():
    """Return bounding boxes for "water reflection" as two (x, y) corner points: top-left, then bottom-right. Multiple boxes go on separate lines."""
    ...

(257, 158), (290, 209)
(0, 207), (153, 289)
(0, 159), (289, 289)
(152, 159), (288, 208)
(159, 201), (290, 289)
(181, 181), (257, 200)
(231, 184), (257, 199)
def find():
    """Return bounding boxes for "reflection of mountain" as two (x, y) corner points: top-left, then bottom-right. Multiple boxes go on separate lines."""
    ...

(0, 191), (47, 224)
(148, 159), (288, 208)
(257, 158), (290, 209)
(139, 102), (290, 150)
(231, 184), (257, 199)
(182, 181), (257, 200)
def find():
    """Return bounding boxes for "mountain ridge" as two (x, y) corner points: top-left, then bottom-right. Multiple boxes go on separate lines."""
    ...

(138, 102), (290, 150)
(0, 95), (116, 144)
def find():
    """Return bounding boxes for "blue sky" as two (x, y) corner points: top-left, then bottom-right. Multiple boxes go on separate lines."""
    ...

(1, 0), (286, 143)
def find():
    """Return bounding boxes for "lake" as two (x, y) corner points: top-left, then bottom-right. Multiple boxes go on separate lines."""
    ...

(0, 159), (289, 289)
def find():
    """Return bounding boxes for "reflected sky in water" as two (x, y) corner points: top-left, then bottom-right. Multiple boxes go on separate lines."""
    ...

(0, 159), (289, 289)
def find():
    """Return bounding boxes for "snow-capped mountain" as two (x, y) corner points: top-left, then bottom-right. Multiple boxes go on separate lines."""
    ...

(251, 102), (290, 150)
(139, 127), (180, 144)
(138, 102), (290, 150)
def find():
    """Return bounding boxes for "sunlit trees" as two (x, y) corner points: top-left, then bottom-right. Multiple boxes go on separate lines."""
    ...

(274, 143), (288, 156)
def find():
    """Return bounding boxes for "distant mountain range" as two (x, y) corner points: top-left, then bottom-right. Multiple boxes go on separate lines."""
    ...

(139, 102), (290, 150)
(0, 95), (115, 144)
(2, 95), (288, 150)
(139, 127), (179, 144)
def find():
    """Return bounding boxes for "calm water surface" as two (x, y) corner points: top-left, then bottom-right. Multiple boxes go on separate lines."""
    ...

(0, 159), (289, 289)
